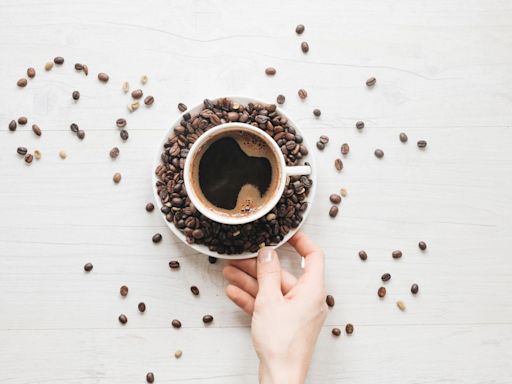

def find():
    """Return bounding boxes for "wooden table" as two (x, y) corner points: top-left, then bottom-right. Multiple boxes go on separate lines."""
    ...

(1, 0), (511, 382)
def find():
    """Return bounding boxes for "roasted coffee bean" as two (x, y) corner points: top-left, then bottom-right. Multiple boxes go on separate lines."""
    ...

(399, 132), (408, 143)
(118, 314), (127, 324)
(169, 260), (180, 269)
(18, 116), (27, 125)
(83, 64), (89, 76)
(190, 286), (200, 296)
(131, 89), (143, 99)
(69, 123), (79, 133)
(334, 158), (343, 171)
(332, 327), (341, 337)
(417, 140), (427, 148)
(111, 172), (121, 183)
(152, 233), (162, 243)
(326, 295), (335, 307)
(146, 372), (154, 383)
(397, 300), (406, 311)
(72, 91), (80, 100)
(77, 130), (85, 140)
(341, 143), (350, 155)
(313, 108), (321, 117)
(32, 124), (42, 136)
(178, 103), (187, 112)
(329, 206), (339, 218)
(378, 287), (386, 298)
(265, 67), (276, 76)
(97, 72), (109, 82)
(17, 78), (27, 87)
(366, 77), (376, 87)
(319, 135), (329, 144)
(74, 63), (83, 71)
(109, 147), (120, 159)
(9, 120), (17, 131)
(276, 94), (285, 104)
(381, 273), (391, 282)
(298, 88), (308, 99)
(295, 24), (305, 34)
(171, 319), (182, 328)
(330, 194), (341, 204)
(138, 302), (146, 313)
(411, 284), (419, 294)
(374, 149), (384, 158)
(144, 96), (154, 106)
(345, 323), (354, 335)
(44, 62), (54, 71)
(34, 150), (41, 160)
(120, 285), (129, 297)
(392, 250), (402, 259)
(316, 141), (325, 150)
(120, 129), (129, 141)
(59, 150), (67, 160)
(53, 56), (64, 65)
(356, 120), (365, 129)
(418, 241), (427, 250)
(17, 147), (28, 156)
(174, 350), (183, 359)
(208, 256), (217, 264)
(27, 67), (36, 78)
(358, 250), (368, 261)
(84, 262), (93, 272)
(202, 314), (214, 324)
(301, 41), (309, 53)
(25, 154), (33, 164)
(116, 118), (127, 128)
(145, 202), (155, 212)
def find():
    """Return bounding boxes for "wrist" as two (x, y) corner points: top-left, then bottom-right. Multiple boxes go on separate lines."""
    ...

(259, 359), (307, 384)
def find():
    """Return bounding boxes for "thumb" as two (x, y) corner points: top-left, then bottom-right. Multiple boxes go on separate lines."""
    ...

(257, 247), (282, 299)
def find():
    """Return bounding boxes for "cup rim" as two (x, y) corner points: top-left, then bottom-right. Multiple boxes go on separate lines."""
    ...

(151, 95), (317, 259)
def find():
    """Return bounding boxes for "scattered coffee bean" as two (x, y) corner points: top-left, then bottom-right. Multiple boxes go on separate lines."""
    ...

(295, 24), (305, 34)
(319, 135), (329, 144)
(9, 120), (17, 131)
(381, 273), (391, 282)
(358, 250), (367, 261)
(276, 94), (285, 104)
(120, 285), (129, 297)
(202, 314), (214, 324)
(53, 56), (64, 65)
(208, 256), (217, 264)
(340, 188), (348, 197)
(396, 300), (406, 311)
(152, 233), (162, 243)
(131, 89), (143, 99)
(77, 130), (85, 140)
(32, 124), (42, 137)
(25, 154), (33, 164)
(356, 121), (365, 130)
(145, 202), (155, 212)
(392, 250), (402, 259)
(83, 64), (89, 76)
(84, 262), (93, 272)
(17, 147), (28, 156)
(174, 350), (183, 359)
(326, 295), (335, 307)
(298, 88), (308, 99)
(128, 101), (140, 112)
(18, 116), (27, 125)
(71, 90), (80, 101)
(330, 194), (341, 204)
(190, 286), (200, 296)
(417, 140), (427, 148)
(345, 323), (354, 335)
(339, 144), (350, 156)
(34, 150), (41, 160)
(17, 78), (28, 87)
(378, 287), (386, 298)
(113, 172), (122, 183)
(332, 327), (341, 337)
(366, 77), (376, 87)
(399, 132), (408, 143)
(58, 150), (67, 159)
(265, 67), (276, 76)
(69, 123), (79, 133)
(118, 314), (127, 324)
(74, 63), (83, 71)
(316, 141), (325, 150)
(411, 284), (419, 294)
(122, 81), (129, 93)
(329, 206), (339, 218)
(144, 96), (154, 106)
(44, 62), (54, 71)
(169, 260), (180, 269)
(138, 302), (146, 313)
(178, 103), (187, 112)
(97, 72), (109, 82)
(110, 147), (120, 159)
(146, 372), (154, 383)
(334, 158), (343, 171)
(116, 118), (127, 128)
(120, 129), (129, 141)
(418, 241), (427, 250)
(141, 75), (148, 85)
(27, 67), (36, 78)
(313, 108), (321, 117)
(374, 149), (384, 158)
(171, 319), (182, 328)
(301, 41), (309, 53)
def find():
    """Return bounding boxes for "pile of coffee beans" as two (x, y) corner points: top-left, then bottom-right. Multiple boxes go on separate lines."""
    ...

(155, 98), (312, 255)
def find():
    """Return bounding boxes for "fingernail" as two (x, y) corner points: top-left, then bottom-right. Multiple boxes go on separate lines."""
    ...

(258, 247), (274, 264)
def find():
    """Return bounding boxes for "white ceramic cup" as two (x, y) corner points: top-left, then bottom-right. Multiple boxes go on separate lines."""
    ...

(183, 122), (311, 225)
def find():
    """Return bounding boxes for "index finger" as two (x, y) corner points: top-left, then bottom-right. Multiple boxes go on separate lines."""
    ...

(288, 231), (324, 282)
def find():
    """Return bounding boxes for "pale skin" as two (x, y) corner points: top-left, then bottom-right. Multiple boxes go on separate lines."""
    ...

(223, 231), (328, 384)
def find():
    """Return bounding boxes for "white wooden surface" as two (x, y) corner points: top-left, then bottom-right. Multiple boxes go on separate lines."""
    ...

(1, 0), (512, 383)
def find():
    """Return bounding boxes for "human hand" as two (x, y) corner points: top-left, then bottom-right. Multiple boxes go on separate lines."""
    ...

(223, 231), (328, 384)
